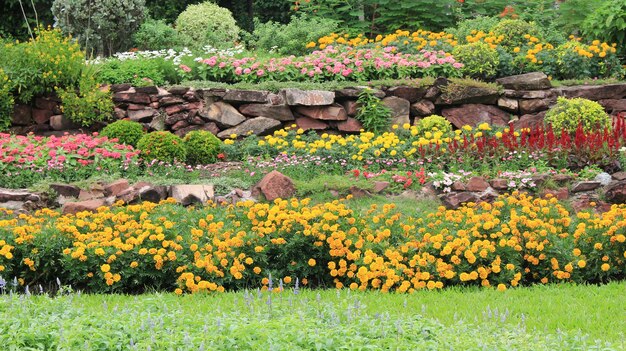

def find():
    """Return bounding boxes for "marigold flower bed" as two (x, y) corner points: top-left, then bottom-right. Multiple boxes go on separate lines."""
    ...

(1, 193), (624, 294)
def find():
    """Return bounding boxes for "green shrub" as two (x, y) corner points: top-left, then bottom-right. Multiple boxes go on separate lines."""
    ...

(0, 27), (84, 103)
(0, 68), (14, 131)
(175, 2), (240, 49)
(415, 115), (452, 135)
(251, 14), (338, 55)
(544, 97), (610, 134)
(446, 16), (499, 45)
(100, 120), (145, 146)
(95, 58), (173, 86)
(491, 19), (541, 50)
(452, 42), (499, 80)
(581, 0), (626, 57)
(137, 131), (187, 163)
(355, 88), (391, 134)
(51, 0), (146, 56)
(132, 18), (180, 51)
(183, 130), (222, 165)
(56, 66), (114, 127)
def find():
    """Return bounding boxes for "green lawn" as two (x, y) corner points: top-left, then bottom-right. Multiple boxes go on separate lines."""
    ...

(0, 283), (624, 350)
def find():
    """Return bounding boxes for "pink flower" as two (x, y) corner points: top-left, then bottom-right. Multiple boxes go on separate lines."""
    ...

(243, 68), (251, 74)
(179, 64), (192, 73)
(256, 69), (265, 77)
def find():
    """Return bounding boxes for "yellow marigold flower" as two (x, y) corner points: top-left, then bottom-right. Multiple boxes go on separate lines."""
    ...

(253, 266), (261, 274)
(175, 288), (183, 295)
(601, 263), (610, 271)
(308, 258), (316, 266)
(100, 264), (110, 273)
(283, 276), (292, 284)
(577, 260), (586, 268)
(497, 283), (507, 292)
(130, 261), (139, 268)
(572, 248), (581, 256)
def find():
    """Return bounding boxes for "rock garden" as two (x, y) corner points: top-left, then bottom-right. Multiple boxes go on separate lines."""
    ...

(1, 0), (626, 349)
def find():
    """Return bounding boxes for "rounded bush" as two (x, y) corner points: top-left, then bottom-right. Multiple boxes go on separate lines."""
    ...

(491, 19), (541, 50)
(416, 115), (452, 135)
(137, 131), (187, 163)
(544, 97), (610, 134)
(175, 2), (240, 49)
(452, 42), (500, 80)
(100, 120), (145, 147)
(183, 130), (222, 165)
(447, 16), (500, 45)
(132, 18), (181, 51)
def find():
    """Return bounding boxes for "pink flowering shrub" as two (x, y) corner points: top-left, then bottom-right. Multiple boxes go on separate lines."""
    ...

(0, 133), (141, 188)
(187, 46), (463, 83)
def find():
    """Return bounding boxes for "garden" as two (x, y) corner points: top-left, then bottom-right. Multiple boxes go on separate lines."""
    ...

(1, 0), (626, 349)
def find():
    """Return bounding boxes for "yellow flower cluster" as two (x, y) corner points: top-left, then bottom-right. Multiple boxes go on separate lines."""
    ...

(310, 29), (456, 51)
(1, 193), (625, 294)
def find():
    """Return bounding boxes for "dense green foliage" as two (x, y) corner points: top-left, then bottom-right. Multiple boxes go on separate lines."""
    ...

(100, 120), (146, 146)
(132, 18), (181, 51)
(0, 28), (84, 103)
(175, 2), (240, 49)
(415, 115), (453, 135)
(355, 88), (391, 133)
(0, 69), (13, 131)
(250, 15), (339, 55)
(452, 42), (500, 80)
(183, 130), (222, 165)
(137, 131), (187, 163)
(95, 57), (178, 86)
(581, 0), (626, 57)
(545, 97), (611, 134)
(51, 0), (146, 56)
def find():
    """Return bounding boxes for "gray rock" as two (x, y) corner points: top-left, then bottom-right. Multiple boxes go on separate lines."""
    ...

(201, 102), (246, 128)
(170, 185), (214, 206)
(283, 88), (335, 106)
(496, 72), (552, 90)
(217, 117), (281, 139)
(594, 172), (612, 186)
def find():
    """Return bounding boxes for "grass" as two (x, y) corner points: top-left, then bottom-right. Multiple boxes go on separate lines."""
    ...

(177, 77), (435, 92)
(0, 283), (623, 350)
(551, 78), (626, 87)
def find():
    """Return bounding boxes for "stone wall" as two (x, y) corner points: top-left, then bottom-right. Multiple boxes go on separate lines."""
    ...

(8, 72), (626, 138)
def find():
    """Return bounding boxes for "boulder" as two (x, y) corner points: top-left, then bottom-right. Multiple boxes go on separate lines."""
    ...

(0, 189), (39, 202)
(11, 105), (32, 126)
(410, 100), (435, 117)
(349, 186), (371, 198)
(111, 84), (132, 92)
(373, 181), (390, 193)
(556, 84), (626, 100)
(496, 72), (552, 90)
(135, 86), (158, 94)
(386, 86), (426, 103)
(104, 179), (130, 197)
(441, 104), (509, 129)
(382, 96), (410, 126)
(440, 192), (478, 209)
(598, 99), (626, 114)
(436, 86), (499, 105)
(223, 89), (269, 103)
(165, 113), (188, 126)
(283, 88), (335, 106)
(605, 180), (626, 204)
(423, 77), (449, 100)
(201, 102), (246, 128)
(571, 181), (601, 193)
(62, 199), (108, 215)
(513, 111), (546, 130)
(149, 113), (166, 131)
(295, 104), (348, 121)
(612, 172), (626, 181)
(50, 184), (81, 198)
(113, 92), (151, 104)
(465, 177), (490, 192)
(168, 86), (190, 95)
(335, 87), (384, 99)
(170, 184), (214, 206)
(489, 179), (509, 191)
(503, 89), (555, 99)
(32, 108), (53, 125)
(217, 117), (281, 139)
(238, 103), (294, 121)
(35, 97), (60, 111)
(171, 120), (190, 131)
(336, 118), (363, 133)
(594, 172), (612, 186)
(518, 98), (551, 114)
(159, 96), (185, 106)
(497, 97), (519, 113)
(295, 116), (328, 130)
(128, 108), (156, 122)
(165, 104), (187, 115)
(341, 100), (359, 117)
(252, 170), (296, 201)
(50, 115), (79, 131)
